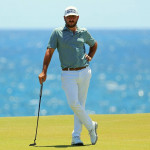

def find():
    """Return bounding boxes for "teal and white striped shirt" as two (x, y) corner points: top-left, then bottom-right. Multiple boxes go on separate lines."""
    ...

(47, 26), (96, 69)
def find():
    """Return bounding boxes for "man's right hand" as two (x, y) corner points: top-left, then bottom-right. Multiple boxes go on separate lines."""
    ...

(38, 72), (47, 84)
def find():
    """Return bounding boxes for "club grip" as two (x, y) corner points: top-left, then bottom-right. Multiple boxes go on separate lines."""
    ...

(40, 83), (43, 97)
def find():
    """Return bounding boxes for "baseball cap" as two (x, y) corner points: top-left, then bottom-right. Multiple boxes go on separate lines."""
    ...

(64, 6), (79, 17)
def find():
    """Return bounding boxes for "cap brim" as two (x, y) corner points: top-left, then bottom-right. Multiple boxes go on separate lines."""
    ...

(65, 13), (79, 17)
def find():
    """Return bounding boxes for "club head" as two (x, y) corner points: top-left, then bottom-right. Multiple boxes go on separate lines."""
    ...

(29, 142), (36, 146)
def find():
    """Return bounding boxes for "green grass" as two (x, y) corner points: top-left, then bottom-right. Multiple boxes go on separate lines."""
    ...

(0, 113), (150, 150)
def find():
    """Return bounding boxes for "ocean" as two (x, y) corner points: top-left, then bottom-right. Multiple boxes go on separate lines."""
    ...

(0, 29), (150, 117)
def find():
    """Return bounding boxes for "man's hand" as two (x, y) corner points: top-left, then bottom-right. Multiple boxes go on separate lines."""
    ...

(38, 72), (46, 84)
(85, 54), (92, 61)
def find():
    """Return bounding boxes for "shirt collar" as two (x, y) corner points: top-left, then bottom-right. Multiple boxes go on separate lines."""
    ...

(63, 26), (81, 33)
(63, 26), (69, 31)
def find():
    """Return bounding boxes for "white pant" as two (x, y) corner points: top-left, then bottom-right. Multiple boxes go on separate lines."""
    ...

(61, 66), (93, 137)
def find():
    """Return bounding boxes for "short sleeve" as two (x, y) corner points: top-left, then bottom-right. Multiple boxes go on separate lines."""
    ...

(47, 29), (58, 49)
(84, 30), (96, 47)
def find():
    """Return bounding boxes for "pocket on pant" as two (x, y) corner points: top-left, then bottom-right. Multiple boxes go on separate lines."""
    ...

(87, 67), (92, 78)
(61, 75), (65, 90)
(84, 67), (92, 79)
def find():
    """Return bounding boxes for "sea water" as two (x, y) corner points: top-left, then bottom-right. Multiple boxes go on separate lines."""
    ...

(0, 29), (150, 117)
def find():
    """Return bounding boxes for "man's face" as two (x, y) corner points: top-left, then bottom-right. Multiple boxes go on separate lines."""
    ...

(64, 15), (79, 28)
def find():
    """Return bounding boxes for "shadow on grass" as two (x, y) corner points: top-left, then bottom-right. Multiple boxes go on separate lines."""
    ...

(35, 144), (91, 148)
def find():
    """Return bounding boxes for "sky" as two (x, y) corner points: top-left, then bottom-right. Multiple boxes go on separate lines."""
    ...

(0, 0), (150, 29)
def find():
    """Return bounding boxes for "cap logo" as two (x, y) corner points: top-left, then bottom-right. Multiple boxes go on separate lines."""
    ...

(67, 9), (76, 14)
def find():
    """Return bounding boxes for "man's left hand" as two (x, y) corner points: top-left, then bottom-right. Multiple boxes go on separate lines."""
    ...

(85, 54), (92, 61)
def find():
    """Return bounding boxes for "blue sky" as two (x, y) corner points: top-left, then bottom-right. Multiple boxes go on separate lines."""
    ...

(0, 0), (150, 29)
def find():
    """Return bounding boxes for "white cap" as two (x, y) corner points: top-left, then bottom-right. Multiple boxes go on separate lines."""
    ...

(64, 6), (79, 17)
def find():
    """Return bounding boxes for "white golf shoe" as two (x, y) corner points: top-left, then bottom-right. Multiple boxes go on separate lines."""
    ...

(89, 121), (98, 145)
(71, 136), (84, 146)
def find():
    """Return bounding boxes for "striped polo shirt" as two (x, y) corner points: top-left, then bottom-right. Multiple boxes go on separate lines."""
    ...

(47, 26), (96, 69)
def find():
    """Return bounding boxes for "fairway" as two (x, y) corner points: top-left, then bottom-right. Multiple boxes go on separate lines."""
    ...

(0, 113), (150, 150)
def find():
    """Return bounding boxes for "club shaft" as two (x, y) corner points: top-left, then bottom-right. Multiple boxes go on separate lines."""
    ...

(33, 83), (43, 143)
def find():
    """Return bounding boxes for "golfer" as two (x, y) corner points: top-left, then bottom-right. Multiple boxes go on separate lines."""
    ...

(38, 6), (98, 146)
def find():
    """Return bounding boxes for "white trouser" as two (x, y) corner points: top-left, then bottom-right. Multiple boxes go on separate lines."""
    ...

(61, 66), (93, 137)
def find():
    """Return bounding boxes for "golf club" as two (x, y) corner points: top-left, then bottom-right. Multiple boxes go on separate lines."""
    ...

(29, 83), (43, 146)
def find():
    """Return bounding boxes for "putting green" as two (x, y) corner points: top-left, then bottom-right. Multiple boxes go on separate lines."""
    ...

(0, 113), (150, 150)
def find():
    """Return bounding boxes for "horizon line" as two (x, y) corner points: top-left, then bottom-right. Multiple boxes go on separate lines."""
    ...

(0, 27), (150, 31)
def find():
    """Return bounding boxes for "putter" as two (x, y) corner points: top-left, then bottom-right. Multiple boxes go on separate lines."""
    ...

(29, 83), (43, 146)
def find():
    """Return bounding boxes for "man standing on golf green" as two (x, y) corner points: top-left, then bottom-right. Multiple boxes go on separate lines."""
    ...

(39, 6), (98, 145)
